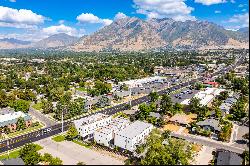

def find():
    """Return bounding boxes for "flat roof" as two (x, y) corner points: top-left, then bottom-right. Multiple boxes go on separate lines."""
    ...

(74, 113), (110, 126)
(115, 121), (153, 139)
(96, 117), (130, 135)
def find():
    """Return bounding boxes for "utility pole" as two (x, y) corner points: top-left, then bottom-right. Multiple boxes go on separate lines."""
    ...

(61, 107), (67, 133)
(129, 87), (132, 106)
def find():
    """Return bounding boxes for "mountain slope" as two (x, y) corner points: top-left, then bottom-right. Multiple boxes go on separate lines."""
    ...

(71, 17), (249, 52)
(71, 17), (166, 52)
(0, 38), (31, 49)
(33, 33), (78, 48)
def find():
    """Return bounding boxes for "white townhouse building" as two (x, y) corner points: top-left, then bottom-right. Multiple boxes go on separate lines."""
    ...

(114, 121), (154, 152)
(74, 113), (112, 139)
(94, 117), (130, 147)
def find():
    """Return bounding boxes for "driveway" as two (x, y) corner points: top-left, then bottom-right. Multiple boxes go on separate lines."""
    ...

(232, 125), (249, 149)
(29, 106), (56, 127)
(36, 138), (124, 165)
(192, 146), (215, 165)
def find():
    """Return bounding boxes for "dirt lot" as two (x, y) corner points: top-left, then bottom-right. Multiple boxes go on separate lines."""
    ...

(162, 124), (181, 132)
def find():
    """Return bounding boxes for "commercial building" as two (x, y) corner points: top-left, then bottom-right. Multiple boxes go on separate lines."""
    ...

(0, 108), (32, 132)
(114, 121), (154, 152)
(94, 117), (130, 147)
(181, 88), (225, 106)
(74, 113), (112, 139)
(118, 76), (166, 88)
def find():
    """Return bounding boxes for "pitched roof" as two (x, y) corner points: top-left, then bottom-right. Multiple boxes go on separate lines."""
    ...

(216, 150), (243, 165)
(196, 118), (221, 131)
(1, 158), (25, 165)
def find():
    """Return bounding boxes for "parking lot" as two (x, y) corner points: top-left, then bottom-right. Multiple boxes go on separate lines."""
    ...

(131, 78), (187, 96)
(170, 87), (200, 104)
(37, 137), (125, 165)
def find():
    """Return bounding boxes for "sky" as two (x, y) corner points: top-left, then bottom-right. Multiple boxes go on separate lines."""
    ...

(0, 0), (249, 41)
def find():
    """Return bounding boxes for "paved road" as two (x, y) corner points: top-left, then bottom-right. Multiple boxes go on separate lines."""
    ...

(170, 132), (246, 154)
(29, 106), (56, 127)
(0, 55), (245, 154)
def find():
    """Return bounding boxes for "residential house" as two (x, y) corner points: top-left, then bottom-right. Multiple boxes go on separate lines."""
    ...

(0, 108), (32, 132)
(114, 121), (154, 152)
(196, 118), (221, 133)
(0, 158), (25, 165)
(216, 149), (243, 165)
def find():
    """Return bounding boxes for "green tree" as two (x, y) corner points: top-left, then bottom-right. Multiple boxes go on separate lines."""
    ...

(11, 99), (30, 113)
(41, 99), (54, 114)
(214, 107), (222, 119)
(160, 94), (173, 115)
(77, 161), (86, 165)
(162, 130), (171, 139)
(173, 103), (183, 114)
(41, 153), (53, 163)
(66, 125), (78, 141)
(149, 92), (159, 102)
(19, 143), (41, 165)
(16, 117), (26, 131)
(49, 157), (63, 165)
(137, 103), (151, 120)
(189, 97), (201, 114)
(242, 150), (249, 165)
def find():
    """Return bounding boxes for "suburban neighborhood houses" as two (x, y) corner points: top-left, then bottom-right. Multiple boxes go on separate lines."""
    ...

(0, 49), (249, 165)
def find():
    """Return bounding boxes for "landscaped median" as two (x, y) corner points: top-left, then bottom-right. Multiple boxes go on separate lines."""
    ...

(6, 122), (44, 139)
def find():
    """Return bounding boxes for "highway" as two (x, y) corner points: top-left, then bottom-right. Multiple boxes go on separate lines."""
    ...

(0, 55), (244, 154)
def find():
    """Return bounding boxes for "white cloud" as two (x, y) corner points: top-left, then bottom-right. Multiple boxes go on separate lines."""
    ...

(114, 12), (127, 20)
(42, 24), (79, 36)
(0, 6), (46, 28)
(215, 10), (221, 13)
(76, 13), (113, 25)
(58, 20), (65, 24)
(102, 19), (113, 26)
(230, 0), (235, 3)
(9, 0), (16, 2)
(238, 4), (245, 8)
(133, 0), (196, 21)
(228, 13), (249, 28)
(194, 0), (227, 6)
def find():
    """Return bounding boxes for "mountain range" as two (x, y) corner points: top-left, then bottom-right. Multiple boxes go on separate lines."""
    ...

(70, 17), (249, 51)
(0, 33), (78, 50)
(0, 17), (249, 51)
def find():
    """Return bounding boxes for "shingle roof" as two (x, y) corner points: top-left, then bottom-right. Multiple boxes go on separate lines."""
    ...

(216, 150), (243, 165)
(1, 158), (25, 165)
(196, 118), (221, 131)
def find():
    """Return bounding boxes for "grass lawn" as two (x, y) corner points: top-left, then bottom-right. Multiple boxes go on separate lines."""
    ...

(52, 135), (65, 142)
(7, 123), (44, 138)
(72, 139), (91, 148)
(76, 87), (87, 92)
(32, 102), (43, 110)
(0, 144), (43, 160)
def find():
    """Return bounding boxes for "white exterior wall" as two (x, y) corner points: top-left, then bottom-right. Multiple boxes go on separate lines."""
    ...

(75, 116), (112, 138)
(114, 124), (153, 152)
(94, 130), (114, 147)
